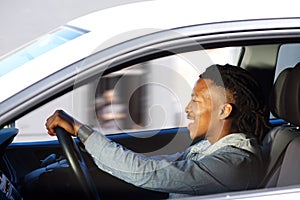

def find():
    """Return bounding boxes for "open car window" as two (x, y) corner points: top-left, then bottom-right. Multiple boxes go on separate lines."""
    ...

(13, 47), (241, 142)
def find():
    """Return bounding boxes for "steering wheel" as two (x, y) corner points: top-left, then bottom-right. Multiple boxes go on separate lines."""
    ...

(55, 127), (100, 200)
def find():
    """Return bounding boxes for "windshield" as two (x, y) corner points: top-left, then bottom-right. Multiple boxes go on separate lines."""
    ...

(0, 26), (89, 103)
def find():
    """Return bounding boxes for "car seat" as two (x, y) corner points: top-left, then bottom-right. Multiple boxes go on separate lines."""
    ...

(261, 62), (300, 187)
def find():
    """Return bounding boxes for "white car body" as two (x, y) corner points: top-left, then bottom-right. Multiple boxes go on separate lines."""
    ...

(1, 1), (300, 199)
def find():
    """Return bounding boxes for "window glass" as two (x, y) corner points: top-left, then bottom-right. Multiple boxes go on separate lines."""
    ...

(13, 47), (241, 142)
(0, 26), (89, 78)
(275, 43), (300, 80)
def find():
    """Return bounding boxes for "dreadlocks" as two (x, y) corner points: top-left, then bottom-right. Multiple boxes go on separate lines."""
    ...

(200, 64), (270, 143)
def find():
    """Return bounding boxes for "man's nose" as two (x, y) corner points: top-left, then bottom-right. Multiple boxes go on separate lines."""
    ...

(185, 101), (191, 113)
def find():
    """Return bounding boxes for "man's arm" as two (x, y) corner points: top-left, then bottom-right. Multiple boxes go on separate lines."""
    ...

(84, 130), (259, 195)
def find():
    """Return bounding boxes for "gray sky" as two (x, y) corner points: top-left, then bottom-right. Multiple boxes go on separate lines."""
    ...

(0, 0), (146, 57)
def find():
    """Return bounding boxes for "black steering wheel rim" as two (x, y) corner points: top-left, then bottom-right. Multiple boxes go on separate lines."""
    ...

(55, 127), (100, 200)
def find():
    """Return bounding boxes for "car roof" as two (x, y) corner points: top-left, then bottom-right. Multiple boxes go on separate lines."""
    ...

(67, 0), (300, 52)
(69, 0), (300, 29)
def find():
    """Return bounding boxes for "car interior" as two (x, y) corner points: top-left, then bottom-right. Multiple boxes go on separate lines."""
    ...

(261, 62), (300, 188)
(1, 38), (300, 199)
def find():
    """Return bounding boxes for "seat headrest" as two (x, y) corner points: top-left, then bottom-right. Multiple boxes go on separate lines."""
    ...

(270, 63), (300, 126)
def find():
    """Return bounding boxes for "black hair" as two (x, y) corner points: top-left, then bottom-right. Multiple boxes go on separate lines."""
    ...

(200, 64), (270, 143)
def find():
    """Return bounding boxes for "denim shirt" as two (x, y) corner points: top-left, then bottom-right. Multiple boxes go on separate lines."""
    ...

(85, 131), (264, 198)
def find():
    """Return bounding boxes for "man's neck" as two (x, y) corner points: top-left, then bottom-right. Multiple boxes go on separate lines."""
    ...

(207, 121), (237, 144)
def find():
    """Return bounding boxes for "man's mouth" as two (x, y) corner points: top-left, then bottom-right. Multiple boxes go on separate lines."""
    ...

(187, 116), (195, 129)
(186, 114), (193, 120)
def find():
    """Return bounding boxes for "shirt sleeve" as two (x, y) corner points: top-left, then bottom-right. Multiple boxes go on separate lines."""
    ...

(85, 131), (261, 195)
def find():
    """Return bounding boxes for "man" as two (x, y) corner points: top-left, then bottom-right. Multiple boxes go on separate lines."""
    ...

(45, 64), (269, 197)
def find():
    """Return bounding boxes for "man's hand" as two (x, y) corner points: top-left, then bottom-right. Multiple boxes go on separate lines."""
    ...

(45, 110), (82, 137)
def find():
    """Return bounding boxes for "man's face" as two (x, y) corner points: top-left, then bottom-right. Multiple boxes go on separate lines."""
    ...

(185, 78), (226, 140)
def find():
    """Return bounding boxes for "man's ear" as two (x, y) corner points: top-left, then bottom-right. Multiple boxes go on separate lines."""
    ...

(219, 103), (233, 119)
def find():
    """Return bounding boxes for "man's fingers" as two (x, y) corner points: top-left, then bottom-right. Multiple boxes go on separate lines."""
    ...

(45, 119), (56, 136)
(45, 110), (62, 136)
(45, 109), (77, 136)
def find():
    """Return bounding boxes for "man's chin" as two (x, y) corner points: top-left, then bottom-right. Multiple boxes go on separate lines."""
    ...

(187, 123), (198, 138)
(188, 129), (206, 140)
(187, 122), (194, 131)
(188, 130), (197, 140)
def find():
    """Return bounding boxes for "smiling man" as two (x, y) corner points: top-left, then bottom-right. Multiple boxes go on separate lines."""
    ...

(45, 64), (270, 198)
(185, 77), (232, 142)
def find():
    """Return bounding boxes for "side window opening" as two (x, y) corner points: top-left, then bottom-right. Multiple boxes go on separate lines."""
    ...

(13, 47), (241, 142)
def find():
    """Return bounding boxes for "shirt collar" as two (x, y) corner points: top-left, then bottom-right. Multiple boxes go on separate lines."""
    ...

(187, 133), (260, 159)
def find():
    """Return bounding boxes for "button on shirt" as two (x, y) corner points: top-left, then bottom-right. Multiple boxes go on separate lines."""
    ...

(85, 130), (264, 198)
